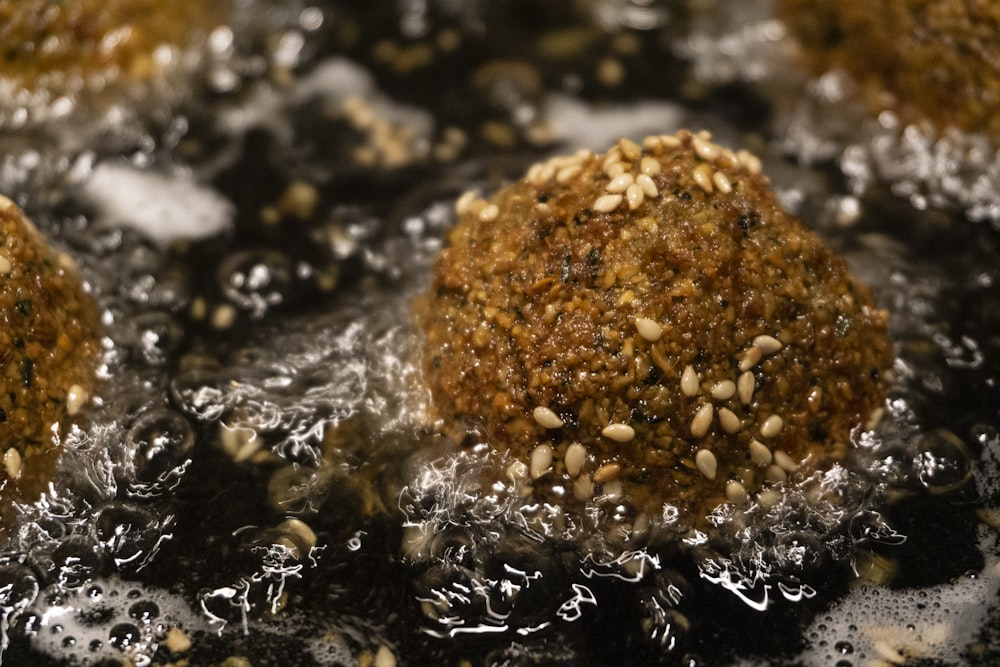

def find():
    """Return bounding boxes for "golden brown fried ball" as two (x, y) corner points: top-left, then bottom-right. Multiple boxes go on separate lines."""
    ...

(778, 0), (1000, 138)
(0, 0), (228, 103)
(417, 131), (892, 527)
(0, 196), (100, 514)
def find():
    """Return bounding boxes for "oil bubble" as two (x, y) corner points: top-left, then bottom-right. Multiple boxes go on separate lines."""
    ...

(131, 311), (185, 366)
(128, 600), (160, 622)
(169, 363), (227, 420)
(916, 429), (972, 494)
(125, 409), (195, 496)
(0, 563), (40, 609)
(95, 503), (165, 569)
(108, 621), (141, 650)
(217, 249), (296, 319)
(48, 537), (107, 589)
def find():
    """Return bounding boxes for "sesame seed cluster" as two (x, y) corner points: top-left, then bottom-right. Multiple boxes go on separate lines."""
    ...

(0, 196), (100, 514)
(418, 130), (892, 526)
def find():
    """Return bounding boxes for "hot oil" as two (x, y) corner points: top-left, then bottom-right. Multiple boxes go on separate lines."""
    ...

(0, 1), (998, 666)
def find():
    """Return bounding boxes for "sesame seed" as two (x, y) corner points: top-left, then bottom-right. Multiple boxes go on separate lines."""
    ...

(690, 403), (714, 438)
(602, 423), (635, 442)
(717, 148), (738, 169)
(635, 174), (658, 198)
(765, 464), (787, 483)
(526, 162), (545, 184)
(749, 439), (772, 466)
(606, 173), (634, 193)
(602, 149), (622, 173)
(753, 334), (783, 355)
(712, 171), (732, 194)
(710, 380), (736, 401)
(866, 406), (885, 430)
(759, 414), (783, 438)
(602, 479), (624, 501)
(737, 371), (755, 405)
(479, 203), (499, 222)
(695, 448), (717, 480)
(739, 345), (763, 371)
(773, 449), (798, 473)
(606, 162), (626, 178)
(66, 384), (88, 416)
(565, 443), (587, 478)
(593, 194), (623, 213)
(660, 133), (682, 148)
(530, 444), (553, 479)
(692, 163), (714, 193)
(692, 134), (721, 162)
(0, 196), (13, 212)
(634, 316), (662, 342)
(0, 254), (11, 275)
(573, 474), (595, 500)
(556, 164), (583, 184)
(537, 162), (556, 182)
(619, 138), (642, 161)
(212, 303), (238, 330)
(736, 149), (762, 175)
(680, 365), (700, 397)
(725, 480), (748, 504)
(642, 136), (662, 150)
(593, 462), (621, 484)
(640, 156), (661, 176)
(3, 447), (21, 480)
(532, 406), (564, 429)
(455, 190), (478, 216)
(717, 407), (741, 434)
(626, 183), (644, 210)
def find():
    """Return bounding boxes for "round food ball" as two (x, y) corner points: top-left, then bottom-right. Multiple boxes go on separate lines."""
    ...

(417, 131), (892, 527)
(0, 196), (101, 513)
(778, 0), (1000, 138)
(0, 0), (229, 116)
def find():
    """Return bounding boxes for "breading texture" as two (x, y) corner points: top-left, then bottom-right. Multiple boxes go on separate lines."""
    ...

(418, 132), (892, 525)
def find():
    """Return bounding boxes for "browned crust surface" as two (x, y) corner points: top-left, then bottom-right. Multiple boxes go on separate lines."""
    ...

(0, 196), (100, 506)
(0, 0), (229, 90)
(779, 0), (1000, 138)
(417, 132), (892, 525)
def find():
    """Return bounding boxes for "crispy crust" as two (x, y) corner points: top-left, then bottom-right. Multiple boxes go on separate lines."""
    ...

(0, 196), (100, 506)
(418, 132), (892, 525)
(0, 0), (229, 90)
(779, 0), (1000, 138)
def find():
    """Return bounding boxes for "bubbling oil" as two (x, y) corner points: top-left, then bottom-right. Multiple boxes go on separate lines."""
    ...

(0, 1), (998, 666)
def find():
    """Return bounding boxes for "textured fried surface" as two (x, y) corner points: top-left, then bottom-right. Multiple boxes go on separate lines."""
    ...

(779, 0), (1000, 137)
(418, 131), (892, 524)
(0, 0), (228, 89)
(0, 196), (100, 506)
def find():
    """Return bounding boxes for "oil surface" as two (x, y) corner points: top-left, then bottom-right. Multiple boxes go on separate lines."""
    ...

(0, 2), (998, 666)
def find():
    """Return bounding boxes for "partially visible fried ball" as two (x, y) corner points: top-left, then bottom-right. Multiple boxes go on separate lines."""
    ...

(417, 131), (892, 527)
(0, 0), (229, 114)
(778, 0), (1000, 138)
(0, 196), (101, 512)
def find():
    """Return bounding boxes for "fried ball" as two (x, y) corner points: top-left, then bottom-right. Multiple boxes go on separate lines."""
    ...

(417, 131), (892, 527)
(0, 0), (228, 103)
(778, 0), (1000, 138)
(0, 196), (101, 514)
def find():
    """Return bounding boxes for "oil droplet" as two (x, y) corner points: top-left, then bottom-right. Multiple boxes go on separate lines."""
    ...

(109, 622), (140, 650)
